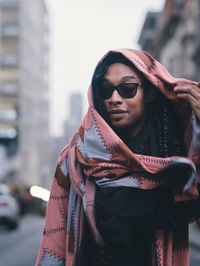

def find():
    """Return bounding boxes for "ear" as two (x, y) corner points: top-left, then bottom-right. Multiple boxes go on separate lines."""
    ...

(145, 86), (155, 103)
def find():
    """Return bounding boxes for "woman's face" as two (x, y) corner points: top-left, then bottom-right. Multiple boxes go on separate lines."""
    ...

(102, 63), (147, 138)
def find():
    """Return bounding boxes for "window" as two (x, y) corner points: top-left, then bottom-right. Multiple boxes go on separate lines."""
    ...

(0, 109), (17, 121)
(1, 38), (19, 56)
(0, 68), (19, 83)
(1, 6), (19, 25)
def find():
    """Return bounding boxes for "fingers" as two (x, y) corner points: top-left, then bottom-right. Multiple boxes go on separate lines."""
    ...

(174, 84), (200, 101)
(174, 84), (200, 120)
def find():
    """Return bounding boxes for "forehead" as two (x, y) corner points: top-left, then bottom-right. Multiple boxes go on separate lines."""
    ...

(103, 63), (142, 83)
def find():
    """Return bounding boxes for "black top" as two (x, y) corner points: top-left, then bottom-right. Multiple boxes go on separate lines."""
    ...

(94, 184), (200, 266)
(94, 117), (200, 266)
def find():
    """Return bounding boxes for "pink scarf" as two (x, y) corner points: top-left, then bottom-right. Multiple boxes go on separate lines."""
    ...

(36, 49), (200, 266)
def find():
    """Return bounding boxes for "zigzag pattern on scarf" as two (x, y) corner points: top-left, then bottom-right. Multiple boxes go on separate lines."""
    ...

(39, 250), (65, 266)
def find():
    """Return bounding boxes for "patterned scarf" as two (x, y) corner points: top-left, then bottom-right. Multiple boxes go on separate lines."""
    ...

(36, 49), (200, 266)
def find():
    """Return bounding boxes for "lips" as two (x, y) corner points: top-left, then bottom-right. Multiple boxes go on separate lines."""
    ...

(108, 109), (127, 119)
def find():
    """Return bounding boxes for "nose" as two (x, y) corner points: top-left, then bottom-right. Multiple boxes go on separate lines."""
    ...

(108, 89), (123, 104)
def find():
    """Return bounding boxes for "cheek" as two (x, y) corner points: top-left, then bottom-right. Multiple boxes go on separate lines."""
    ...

(130, 106), (145, 120)
(128, 97), (146, 116)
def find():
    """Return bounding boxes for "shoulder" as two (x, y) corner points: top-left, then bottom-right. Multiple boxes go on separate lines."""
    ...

(57, 145), (69, 165)
(53, 145), (70, 191)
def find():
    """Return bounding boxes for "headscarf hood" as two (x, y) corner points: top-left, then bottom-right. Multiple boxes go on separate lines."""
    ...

(73, 48), (199, 195)
(90, 48), (197, 101)
(89, 49), (196, 125)
(69, 49), (200, 196)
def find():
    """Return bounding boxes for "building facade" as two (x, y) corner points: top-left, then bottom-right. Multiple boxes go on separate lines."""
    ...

(156, 0), (200, 81)
(0, 0), (50, 187)
(63, 92), (83, 143)
(139, 0), (200, 81)
(70, 93), (83, 121)
(138, 11), (161, 59)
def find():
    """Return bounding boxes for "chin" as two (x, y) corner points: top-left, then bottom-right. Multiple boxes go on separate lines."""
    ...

(111, 122), (129, 129)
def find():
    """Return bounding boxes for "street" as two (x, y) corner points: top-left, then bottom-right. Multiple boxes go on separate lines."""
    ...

(0, 215), (45, 266)
(190, 247), (200, 266)
(189, 222), (200, 266)
(0, 215), (199, 266)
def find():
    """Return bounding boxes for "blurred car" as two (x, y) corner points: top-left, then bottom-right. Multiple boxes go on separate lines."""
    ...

(0, 184), (20, 230)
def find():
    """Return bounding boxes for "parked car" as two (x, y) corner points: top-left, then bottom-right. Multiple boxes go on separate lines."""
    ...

(0, 184), (20, 230)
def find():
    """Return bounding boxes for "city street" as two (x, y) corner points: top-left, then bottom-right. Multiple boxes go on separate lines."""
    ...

(0, 215), (45, 266)
(189, 223), (200, 266)
(191, 248), (200, 266)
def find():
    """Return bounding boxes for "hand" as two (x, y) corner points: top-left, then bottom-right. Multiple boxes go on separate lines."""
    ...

(174, 83), (200, 121)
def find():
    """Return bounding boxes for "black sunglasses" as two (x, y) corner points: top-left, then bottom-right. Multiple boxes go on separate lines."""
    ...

(99, 82), (143, 99)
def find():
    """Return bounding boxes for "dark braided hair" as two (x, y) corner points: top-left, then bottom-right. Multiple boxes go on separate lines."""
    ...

(149, 90), (185, 157)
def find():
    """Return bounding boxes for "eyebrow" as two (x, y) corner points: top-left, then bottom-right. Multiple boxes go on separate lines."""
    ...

(102, 75), (137, 83)
(121, 75), (137, 81)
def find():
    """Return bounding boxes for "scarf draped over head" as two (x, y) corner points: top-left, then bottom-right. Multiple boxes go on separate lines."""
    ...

(36, 49), (200, 266)
(71, 48), (199, 197)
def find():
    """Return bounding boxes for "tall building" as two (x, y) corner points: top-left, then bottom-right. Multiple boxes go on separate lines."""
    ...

(138, 0), (200, 81)
(61, 92), (83, 144)
(155, 0), (200, 81)
(138, 11), (162, 59)
(0, 0), (50, 187)
(70, 93), (83, 121)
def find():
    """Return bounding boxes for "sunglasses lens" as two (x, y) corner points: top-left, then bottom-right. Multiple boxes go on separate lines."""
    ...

(100, 86), (114, 99)
(118, 83), (138, 98)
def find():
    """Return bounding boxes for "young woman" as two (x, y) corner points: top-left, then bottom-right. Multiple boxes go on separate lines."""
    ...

(36, 49), (200, 266)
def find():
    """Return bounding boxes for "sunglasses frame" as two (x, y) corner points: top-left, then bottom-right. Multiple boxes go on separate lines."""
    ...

(99, 82), (143, 99)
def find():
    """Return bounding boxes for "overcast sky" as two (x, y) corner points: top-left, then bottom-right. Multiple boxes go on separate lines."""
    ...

(46, 0), (164, 136)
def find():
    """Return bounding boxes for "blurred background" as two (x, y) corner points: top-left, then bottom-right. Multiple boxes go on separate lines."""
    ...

(0, 0), (200, 265)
